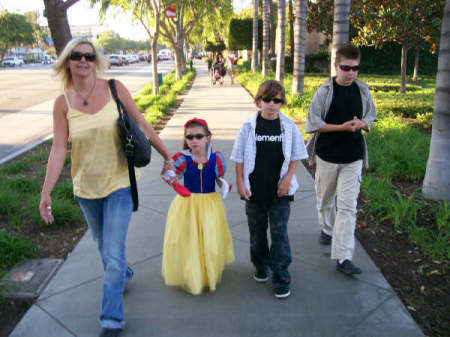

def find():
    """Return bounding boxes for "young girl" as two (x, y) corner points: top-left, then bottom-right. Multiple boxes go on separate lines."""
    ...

(162, 118), (235, 295)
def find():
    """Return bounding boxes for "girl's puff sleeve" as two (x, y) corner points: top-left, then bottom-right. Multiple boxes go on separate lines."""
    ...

(173, 152), (187, 177)
(215, 151), (226, 178)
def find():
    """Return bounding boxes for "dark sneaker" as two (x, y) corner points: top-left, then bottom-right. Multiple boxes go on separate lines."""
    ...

(337, 260), (362, 276)
(253, 269), (269, 282)
(274, 285), (291, 299)
(99, 328), (121, 337)
(319, 230), (332, 245)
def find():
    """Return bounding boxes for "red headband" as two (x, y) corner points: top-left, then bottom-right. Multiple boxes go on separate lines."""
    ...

(184, 118), (208, 128)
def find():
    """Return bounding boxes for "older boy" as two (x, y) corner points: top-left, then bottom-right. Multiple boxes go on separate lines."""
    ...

(231, 80), (307, 298)
(305, 44), (376, 276)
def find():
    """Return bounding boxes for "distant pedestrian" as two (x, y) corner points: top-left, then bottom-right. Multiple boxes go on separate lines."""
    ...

(230, 80), (308, 299)
(39, 38), (173, 337)
(305, 44), (376, 276)
(161, 118), (235, 295)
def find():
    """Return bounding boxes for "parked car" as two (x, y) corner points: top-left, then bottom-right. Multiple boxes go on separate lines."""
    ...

(41, 56), (55, 64)
(157, 49), (173, 61)
(2, 57), (24, 67)
(108, 55), (124, 66)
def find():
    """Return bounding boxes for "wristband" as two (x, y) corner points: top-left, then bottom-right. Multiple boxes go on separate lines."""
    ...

(164, 160), (174, 164)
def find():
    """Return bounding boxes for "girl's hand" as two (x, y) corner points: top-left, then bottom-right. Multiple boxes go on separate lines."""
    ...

(39, 193), (54, 224)
(277, 177), (291, 197)
(161, 159), (175, 175)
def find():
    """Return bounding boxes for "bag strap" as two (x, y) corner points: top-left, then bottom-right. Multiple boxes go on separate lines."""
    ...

(108, 79), (139, 211)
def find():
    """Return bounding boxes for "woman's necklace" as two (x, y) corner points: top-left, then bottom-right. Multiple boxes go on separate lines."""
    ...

(73, 79), (97, 106)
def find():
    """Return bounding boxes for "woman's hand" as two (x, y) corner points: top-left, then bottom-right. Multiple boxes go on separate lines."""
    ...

(39, 193), (54, 224)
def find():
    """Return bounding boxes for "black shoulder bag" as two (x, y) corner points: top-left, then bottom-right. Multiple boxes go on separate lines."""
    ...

(108, 79), (152, 211)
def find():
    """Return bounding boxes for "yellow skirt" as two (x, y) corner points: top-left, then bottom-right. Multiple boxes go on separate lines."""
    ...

(162, 192), (235, 295)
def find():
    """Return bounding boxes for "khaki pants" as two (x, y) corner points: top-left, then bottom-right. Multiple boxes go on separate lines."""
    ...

(315, 156), (362, 261)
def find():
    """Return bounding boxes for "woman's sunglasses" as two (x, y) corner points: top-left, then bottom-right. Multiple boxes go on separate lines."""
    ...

(185, 134), (206, 140)
(69, 51), (96, 62)
(338, 64), (360, 72)
(262, 97), (283, 104)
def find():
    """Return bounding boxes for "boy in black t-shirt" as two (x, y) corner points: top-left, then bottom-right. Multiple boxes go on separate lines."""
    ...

(231, 80), (308, 299)
(305, 44), (376, 276)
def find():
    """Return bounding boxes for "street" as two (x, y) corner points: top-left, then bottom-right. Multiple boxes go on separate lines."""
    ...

(0, 61), (175, 115)
(0, 60), (175, 163)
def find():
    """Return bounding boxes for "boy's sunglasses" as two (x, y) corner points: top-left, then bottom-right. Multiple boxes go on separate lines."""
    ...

(339, 64), (360, 72)
(69, 51), (96, 62)
(262, 97), (283, 104)
(185, 134), (206, 140)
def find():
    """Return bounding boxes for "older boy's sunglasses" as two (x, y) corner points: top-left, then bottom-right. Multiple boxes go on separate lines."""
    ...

(185, 134), (206, 140)
(69, 51), (96, 62)
(339, 64), (360, 72)
(262, 97), (283, 104)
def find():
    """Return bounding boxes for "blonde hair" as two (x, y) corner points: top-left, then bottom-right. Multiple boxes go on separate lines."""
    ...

(52, 38), (109, 89)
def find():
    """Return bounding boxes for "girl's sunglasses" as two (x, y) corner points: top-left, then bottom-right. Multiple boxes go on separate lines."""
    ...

(338, 64), (359, 72)
(186, 134), (206, 140)
(262, 97), (283, 104)
(69, 51), (96, 62)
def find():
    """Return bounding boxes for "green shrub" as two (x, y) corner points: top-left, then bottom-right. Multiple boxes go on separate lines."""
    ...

(0, 229), (37, 269)
(0, 161), (31, 175)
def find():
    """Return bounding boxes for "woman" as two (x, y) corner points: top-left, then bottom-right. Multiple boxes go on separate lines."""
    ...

(39, 38), (174, 337)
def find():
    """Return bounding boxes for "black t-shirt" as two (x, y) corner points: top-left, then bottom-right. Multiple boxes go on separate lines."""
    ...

(315, 78), (364, 163)
(249, 113), (285, 203)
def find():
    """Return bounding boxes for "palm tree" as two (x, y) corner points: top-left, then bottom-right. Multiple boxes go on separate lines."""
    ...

(43, 0), (79, 55)
(291, 0), (307, 95)
(252, 0), (259, 72)
(330, 0), (351, 77)
(275, 0), (286, 83)
(422, 0), (450, 201)
(262, 0), (270, 76)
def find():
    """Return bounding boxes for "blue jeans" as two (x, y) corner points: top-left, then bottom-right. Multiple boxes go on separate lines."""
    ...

(76, 187), (133, 330)
(245, 198), (292, 287)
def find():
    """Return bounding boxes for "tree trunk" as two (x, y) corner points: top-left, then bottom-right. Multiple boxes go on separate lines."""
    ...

(400, 34), (408, 93)
(276, 0), (286, 83)
(174, 45), (184, 80)
(330, 0), (351, 77)
(269, 0), (276, 58)
(413, 45), (419, 82)
(422, 0), (450, 201)
(289, 0), (294, 57)
(252, 0), (259, 72)
(292, 0), (307, 95)
(44, 0), (77, 56)
(151, 40), (159, 95)
(262, 0), (270, 76)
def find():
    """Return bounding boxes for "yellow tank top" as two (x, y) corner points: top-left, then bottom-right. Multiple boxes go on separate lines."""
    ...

(65, 88), (140, 199)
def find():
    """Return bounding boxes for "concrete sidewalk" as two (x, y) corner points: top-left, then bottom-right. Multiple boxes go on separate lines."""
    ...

(10, 62), (424, 337)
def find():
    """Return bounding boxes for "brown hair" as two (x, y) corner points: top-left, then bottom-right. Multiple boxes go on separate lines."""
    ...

(254, 80), (286, 107)
(335, 44), (361, 64)
(183, 120), (212, 150)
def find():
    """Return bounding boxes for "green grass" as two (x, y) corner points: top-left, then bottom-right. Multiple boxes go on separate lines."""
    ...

(236, 66), (446, 262)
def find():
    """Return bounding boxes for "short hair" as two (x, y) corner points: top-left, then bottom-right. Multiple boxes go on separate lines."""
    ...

(52, 38), (109, 89)
(335, 44), (361, 63)
(255, 80), (286, 107)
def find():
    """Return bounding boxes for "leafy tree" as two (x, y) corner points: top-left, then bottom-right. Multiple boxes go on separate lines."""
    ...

(204, 40), (226, 53)
(43, 0), (79, 55)
(0, 11), (35, 60)
(352, 0), (444, 93)
(97, 30), (126, 53)
(422, 0), (450, 201)
(24, 10), (49, 47)
(228, 18), (262, 50)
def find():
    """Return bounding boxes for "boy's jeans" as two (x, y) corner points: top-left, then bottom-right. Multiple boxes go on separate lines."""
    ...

(245, 198), (292, 286)
(76, 187), (133, 330)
